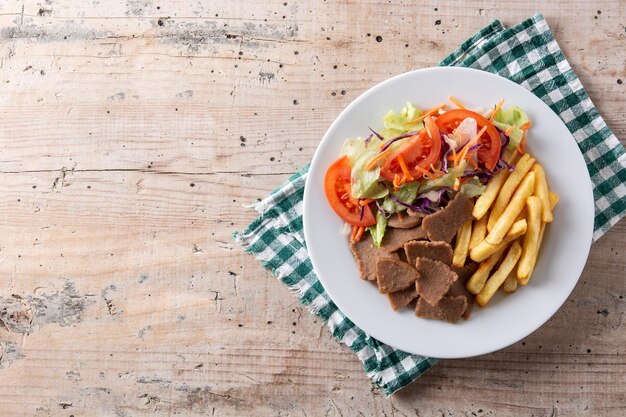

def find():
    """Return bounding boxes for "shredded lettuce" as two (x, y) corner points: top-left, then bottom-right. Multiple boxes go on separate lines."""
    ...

(381, 181), (419, 213)
(493, 106), (529, 127)
(341, 138), (388, 199)
(383, 102), (422, 131)
(368, 209), (387, 247)
(350, 151), (388, 199)
(460, 176), (487, 198)
(492, 106), (529, 148)
(378, 102), (424, 143)
(340, 136), (368, 165)
(418, 160), (468, 193)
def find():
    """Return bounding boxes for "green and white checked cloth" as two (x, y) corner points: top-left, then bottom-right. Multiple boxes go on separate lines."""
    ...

(234, 13), (626, 396)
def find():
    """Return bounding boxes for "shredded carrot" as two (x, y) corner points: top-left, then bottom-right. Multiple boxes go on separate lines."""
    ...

(365, 149), (390, 171)
(430, 164), (445, 178)
(450, 144), (457, 163)
(393, 173), (402, 190)
(424, 116), (439, 139)
(359, 199), (374, 206)
(489, 99), (504, 122)
(407, 104), (446, 124)
(455, 125), (487, 166)
(397, 211), (404, 220)
(520, 120), (532, 130)
(454, 146), (467, 166)
(516, 131), (527, 155)
(453, 177), (460, 192)
(354, 226), (365, 241)
(351, 225), (358, 241)
(448, 96), (466, 110)
(468, 157), (479, 170)
(397, 154), (414, 183)
(504, 125), (515, 136)
(413, 165), (436, 180)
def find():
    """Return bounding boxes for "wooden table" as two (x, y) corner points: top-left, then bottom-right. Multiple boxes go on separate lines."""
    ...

(0, 1), (624, 415)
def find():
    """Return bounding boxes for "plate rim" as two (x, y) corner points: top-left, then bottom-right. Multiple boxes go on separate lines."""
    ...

(302, 66), (594, 358)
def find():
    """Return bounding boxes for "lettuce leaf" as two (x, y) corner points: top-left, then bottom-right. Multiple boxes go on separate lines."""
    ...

(377, 102), (425, 145)
(460, 176), (487, 198)
(381, 181), (420, 213)
(340, 136), (367, 165)
(368, 209), (387, 247)
(350, 155), (388, 199)
(493, 106), (529, 127)
(418, 160), (468, 193)
(383, 102), (422, 131)
(340, 138), (388, 199)
(492, 106), (529, 148)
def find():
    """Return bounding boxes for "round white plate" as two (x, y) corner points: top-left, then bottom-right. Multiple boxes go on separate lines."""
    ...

(303, 67), (594, 359)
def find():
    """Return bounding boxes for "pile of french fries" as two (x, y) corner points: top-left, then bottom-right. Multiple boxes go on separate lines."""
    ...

(452, 149), (559, 307)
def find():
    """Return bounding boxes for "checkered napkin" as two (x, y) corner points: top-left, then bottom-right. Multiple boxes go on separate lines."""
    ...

(234, 13), (626, 396)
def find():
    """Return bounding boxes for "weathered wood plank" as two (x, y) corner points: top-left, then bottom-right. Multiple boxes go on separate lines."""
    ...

(0, 0), (624, 416)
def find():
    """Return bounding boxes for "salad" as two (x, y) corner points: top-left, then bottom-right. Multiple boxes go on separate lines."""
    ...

(324, 98), (531, 246)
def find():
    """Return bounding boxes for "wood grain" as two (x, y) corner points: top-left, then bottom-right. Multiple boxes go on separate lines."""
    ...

(0, 0), (624, 416)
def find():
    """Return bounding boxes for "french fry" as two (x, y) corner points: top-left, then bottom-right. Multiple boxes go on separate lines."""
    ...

(533, 222), (548, 272)
(487, 154), (535, 231)
(466, 246), (506, 295)
(538, 194), (558, 252)
(538, 192), (558, 249)
(515, 206), (527, 222)
(537, 192), (559, 247)
(503, 273), (518, 293)
(517, 196), (542, 284)
(485, 172), (536, 245)
(516, 190), (558, 286)
(533, 223), (547, 264)
(473, 169), (509, 220)
(464, 150), (556, 308)
(531, 164), (553, 223)
(476, 241), (523, 306)
(469, 214), (488, 250)
(453, 220), (472, 267)
(549, 191), (559, 209)
(470, 219), (527, 262)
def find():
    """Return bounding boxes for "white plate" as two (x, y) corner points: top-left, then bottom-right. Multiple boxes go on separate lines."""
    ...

(303, 67), (594, 359)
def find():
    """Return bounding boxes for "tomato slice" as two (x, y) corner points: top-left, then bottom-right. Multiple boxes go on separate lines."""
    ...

(435, 109), (501, 171)
(380, 126), (442, 182)
(324, 156), (376, 227)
